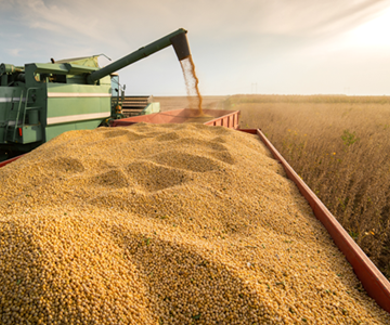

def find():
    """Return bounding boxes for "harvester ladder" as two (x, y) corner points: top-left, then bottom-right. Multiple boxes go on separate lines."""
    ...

(5, 89), (24, 143)
(21, 87), (41, 126)
(5, 87), (41, 143)
(10, 90), (25, 142)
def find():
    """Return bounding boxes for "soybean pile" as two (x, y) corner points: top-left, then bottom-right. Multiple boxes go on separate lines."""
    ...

(0, 123), (389, 325)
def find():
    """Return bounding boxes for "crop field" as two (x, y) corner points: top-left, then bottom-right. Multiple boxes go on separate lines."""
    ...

(158, 94), (390, 279)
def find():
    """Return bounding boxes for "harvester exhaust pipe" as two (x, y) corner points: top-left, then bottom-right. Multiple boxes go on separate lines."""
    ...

(87, 28), (191, 83)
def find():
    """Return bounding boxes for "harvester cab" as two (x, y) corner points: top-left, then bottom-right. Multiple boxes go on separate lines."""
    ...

(0, 28), (190, 161)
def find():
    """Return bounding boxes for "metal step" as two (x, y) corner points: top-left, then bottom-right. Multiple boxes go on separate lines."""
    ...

(122, 108), (145, 117)
(122, 108), (145, 113)
(112, 95), (153, 109)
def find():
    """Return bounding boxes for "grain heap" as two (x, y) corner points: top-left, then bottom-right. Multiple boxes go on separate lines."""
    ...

(0, 123), (389, 325)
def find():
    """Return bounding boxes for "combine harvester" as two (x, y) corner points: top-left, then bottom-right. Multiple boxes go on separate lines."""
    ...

(0, 28), (389, 317)
(0, 28), (190, 161)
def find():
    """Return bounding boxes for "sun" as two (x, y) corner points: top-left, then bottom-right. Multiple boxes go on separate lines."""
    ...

(347, 6), (390, 47)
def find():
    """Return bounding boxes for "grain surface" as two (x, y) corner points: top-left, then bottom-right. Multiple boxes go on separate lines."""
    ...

(0, 123), (389, 324)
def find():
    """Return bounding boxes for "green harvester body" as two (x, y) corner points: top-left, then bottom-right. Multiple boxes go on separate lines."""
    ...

(0, 28), (190, 161)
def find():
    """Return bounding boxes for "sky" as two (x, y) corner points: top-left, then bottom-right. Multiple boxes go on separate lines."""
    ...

(1, 0), (390, 96)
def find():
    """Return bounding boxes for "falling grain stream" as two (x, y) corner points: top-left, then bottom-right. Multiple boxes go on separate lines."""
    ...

(180, 55), (212, 123)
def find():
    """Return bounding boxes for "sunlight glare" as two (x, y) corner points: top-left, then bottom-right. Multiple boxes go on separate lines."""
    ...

(346, 6), (390, 47)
